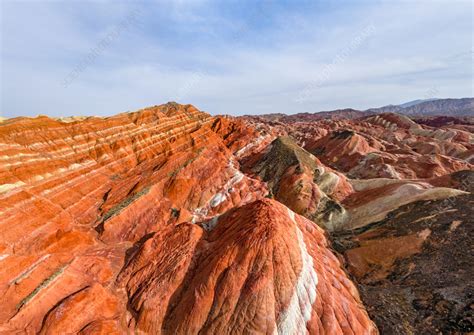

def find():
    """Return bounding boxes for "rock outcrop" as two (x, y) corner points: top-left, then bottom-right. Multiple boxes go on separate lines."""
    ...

(119, 199), (377, 334)
(332, 193), (474, 334)
(244, 113), (473, 179)
(247, 136), (351, 230)
(1, 102), (472, 334)
(0, 103), (382, 334)
(0, 104), (268, 333)
(343, 178), (467, 229)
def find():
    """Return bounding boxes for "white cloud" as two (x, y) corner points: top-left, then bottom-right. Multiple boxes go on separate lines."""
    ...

(1, 0), (472, 117)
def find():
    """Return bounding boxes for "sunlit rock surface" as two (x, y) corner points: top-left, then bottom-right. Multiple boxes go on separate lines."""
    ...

(119, 199), (377, 334)
(0, 104), (374, 334)
(244, 112), (473, 179)
(1, 103), (471, 334)
(246, 136), (352, 231)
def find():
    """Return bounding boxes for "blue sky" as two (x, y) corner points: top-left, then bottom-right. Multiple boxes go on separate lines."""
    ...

(1, 0), (472, 117)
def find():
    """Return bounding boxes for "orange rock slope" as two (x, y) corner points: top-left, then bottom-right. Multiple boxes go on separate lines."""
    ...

(0, 103), (377, 334)
(247, 112), (473, 179)
(119, 199), (376, 334)
(240, 111), (473, 333)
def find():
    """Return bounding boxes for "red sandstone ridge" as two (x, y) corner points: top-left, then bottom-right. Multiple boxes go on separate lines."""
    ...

(243, 113), (473, 179)
(1, 102), (472, 334)
(0, 103), (381, 334)
(245, 136), (353, 231)
(118, 199), (376, 334)
(210, 116), (277, 160)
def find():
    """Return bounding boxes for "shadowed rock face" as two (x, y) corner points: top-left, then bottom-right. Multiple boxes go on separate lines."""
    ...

(249, 136), (352, 230)
(332, 194), (474, 334)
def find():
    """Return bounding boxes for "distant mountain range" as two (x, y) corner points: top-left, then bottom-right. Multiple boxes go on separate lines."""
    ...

(248, 98), (473, 122)
(367, 98), (473, 116)
(250, 109), (371, 123)
(398, 98), (440, 108)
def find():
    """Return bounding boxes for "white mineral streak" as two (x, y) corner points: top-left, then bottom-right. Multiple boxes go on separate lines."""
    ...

(277, 208), (318, 335)
(0, 120), (208, 202)
(235, 134), (267, 157)
(191, 159), (244, 222)
(210, 168), (244, 208)
(0, 181), (26, 194)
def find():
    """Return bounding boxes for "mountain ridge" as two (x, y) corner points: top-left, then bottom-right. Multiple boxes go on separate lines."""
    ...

(243, 97), (473, 121)
(0, 102), (472, 333)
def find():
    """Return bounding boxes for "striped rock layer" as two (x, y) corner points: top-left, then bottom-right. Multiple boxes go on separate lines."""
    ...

(0, 103), (376, 334)
(244, 112), (473, 179)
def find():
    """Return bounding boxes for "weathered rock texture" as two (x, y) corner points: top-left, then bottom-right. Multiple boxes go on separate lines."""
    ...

(119, 199), (377, 334)
(0, 103), (385, 334)
(332, 194), (474, 334)
(246, 113), (473, 179)
(247, 136), (352, 231)
(1, 103), (472, 334)
(241, 111), (473, 333)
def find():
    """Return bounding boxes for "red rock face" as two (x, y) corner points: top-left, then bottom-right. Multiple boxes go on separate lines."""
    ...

(119, 199), (376, 334)
(237, 112), (473, 333)
(0, 103), (379, 334)
(245, 136), (352, 231)
(1, 104), (471, 334)
(244, 113), (473, 179)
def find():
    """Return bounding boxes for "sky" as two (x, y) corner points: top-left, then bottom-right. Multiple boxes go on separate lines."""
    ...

(0, 0), (472, 118)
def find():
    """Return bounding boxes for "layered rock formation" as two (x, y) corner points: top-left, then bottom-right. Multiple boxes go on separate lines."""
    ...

(0, 103), (378, 334)
(119, 199), (376, 334)
(239, 111), (473, 333)
(247, 113), (473, 179)
(0, 104), (268, 333)
(245, 136), (352, 230)
(1, 102), (472, 334)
